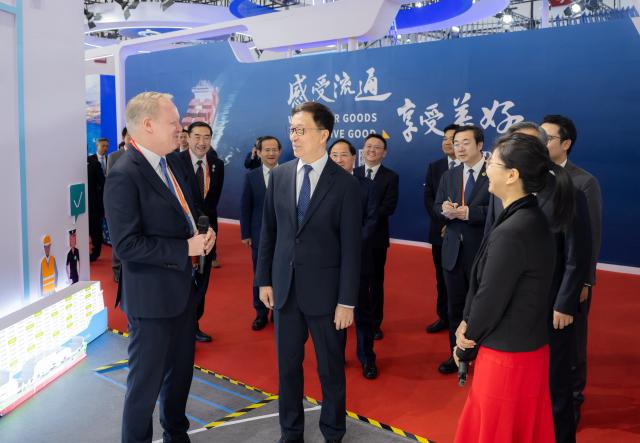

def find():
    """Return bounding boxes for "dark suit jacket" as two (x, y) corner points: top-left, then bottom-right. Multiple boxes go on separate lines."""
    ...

(106, 149), (125, 176)
(457, 195), (556, 361)
(87, 154), (106, 219)
(255, 158), (362, 315)
(434, 163), (490, 271)
(484, 172), (591, 316)
(424, 157), (451, 245)
(565, 161), (602, 285)
(240, 166), (267, 247)
(354, 164), (399, 249)
(104, 147), (199, 318)
(172, 149), (225, 231)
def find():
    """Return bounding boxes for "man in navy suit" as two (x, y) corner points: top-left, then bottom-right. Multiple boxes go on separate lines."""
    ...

(434, 125), (490, 374)
(256, 102), (361, 443)
(423, 124), (459, 334)
(87, 137), (109, 261)
(354, 134), (399, 340)
(104, 92), (215, 443)
(240, 135), (281, 331)
(329, 138), (379, 379)
(171, 121), (225, 342)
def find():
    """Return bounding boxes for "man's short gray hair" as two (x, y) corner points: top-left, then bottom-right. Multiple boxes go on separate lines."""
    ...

(506, 121), (548, 145)
(125, 91), (174, 129)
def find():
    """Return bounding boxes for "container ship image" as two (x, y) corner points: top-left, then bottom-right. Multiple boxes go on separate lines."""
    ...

(181, 80), (219, 128)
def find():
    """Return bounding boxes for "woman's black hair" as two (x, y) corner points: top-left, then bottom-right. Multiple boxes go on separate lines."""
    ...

(493, 133), (575, 230)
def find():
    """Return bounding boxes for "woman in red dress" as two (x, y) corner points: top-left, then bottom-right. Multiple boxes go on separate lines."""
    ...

(453, 133), (576, 443)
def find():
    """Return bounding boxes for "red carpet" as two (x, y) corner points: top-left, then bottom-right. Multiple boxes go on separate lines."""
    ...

(93, 222), (640, 442)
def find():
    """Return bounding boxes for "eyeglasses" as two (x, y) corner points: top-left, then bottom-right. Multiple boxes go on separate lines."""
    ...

(289, 127), (324, 136)
(546, 135), (562, 142)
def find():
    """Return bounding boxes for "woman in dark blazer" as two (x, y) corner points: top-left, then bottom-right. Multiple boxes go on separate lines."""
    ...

(453, 133), (575, 443)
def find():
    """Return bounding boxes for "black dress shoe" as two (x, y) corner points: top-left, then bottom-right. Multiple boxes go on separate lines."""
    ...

(195, 329), (212, 342)
(373, 329), (383, 340)
(438, 356), (457, 374)
(426, 318), (448, 333)
(252, 316), (268, 331)
(362, 362), (378, 380)
(278, 437), (304, 443)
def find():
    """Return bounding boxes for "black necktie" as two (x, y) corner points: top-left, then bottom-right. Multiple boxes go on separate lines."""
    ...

(366, 168), (373, 180)
(464, 169), (476, 203)
(196, 160), (205, 198)
(449, 160), (455, 170)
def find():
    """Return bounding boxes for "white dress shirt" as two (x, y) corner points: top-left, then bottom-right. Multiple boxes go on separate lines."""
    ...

(262, 164), (276, 188)
(188, 150), (208, 174)
(295, 153), (353, 309)
(363, 162), (382, 180)
(296, 153), (329, 203)
(137, 144), (196, 231)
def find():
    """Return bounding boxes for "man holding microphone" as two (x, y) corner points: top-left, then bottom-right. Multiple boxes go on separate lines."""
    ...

(105, 92), (215, 443)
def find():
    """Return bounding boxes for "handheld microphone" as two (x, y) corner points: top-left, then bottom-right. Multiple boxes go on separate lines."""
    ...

(197, 215), (210, 275)
(458, 361), (468, 387)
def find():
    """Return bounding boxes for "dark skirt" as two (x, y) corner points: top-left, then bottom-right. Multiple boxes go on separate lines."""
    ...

(454, 345), (555, 443)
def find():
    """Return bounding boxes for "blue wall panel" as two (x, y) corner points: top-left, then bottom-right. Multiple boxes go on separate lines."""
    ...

(125, 18), (640, 267)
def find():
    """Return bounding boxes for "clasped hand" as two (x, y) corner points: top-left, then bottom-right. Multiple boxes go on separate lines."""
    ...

(453, 321), (476, 367)
(187, 228), (216, 256)
(442, 201), (468, 220)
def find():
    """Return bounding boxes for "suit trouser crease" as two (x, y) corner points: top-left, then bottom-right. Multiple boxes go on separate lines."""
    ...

(371, 247), (389, 331)
(443, 245), (472, 350)
(251, 247), (268, 318)
(122, 294), (197, 443)
(549, 322), (577, 443)
(275, 289), (346, 441)
(431, 244), (448, 321)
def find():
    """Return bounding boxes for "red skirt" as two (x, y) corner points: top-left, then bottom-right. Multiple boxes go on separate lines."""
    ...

(454, 345), (555, 443)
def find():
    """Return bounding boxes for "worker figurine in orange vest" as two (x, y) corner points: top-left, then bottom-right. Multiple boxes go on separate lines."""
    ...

(40, 234), (58, 296)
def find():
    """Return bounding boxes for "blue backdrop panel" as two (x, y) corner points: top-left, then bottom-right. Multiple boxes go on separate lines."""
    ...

(125, 18), (640, 267)
(100, 75), (117, 153)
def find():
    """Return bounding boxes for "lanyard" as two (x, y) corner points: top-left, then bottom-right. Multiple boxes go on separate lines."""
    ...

(130, 139), (195, 233)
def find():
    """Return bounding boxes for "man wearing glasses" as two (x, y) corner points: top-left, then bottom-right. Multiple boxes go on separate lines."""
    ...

(542, 114), (602, 430)
(434, 125), (490, 375)
(354, 134), (399, 341)
(256, 102), (361, 443)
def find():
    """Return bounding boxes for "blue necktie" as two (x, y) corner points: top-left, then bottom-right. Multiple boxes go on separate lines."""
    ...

(449, 160), (455, 170)
(464, 169), (475, 203)
(297, 164), (313, 226)
(366, 168), (373, 180)
(159, 157), (194, 233)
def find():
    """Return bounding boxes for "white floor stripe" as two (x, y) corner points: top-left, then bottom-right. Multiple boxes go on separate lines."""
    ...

(152, 406), (322, 441)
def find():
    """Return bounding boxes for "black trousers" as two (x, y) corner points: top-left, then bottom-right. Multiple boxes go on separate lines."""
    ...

(355, 271), (376, 366)
(275, 289), (347, 441)
(572, 291), (592, 405)
(251, 247), (268, 319)
(371, 246), (389, 331)
(122, 290), (197, 443)
(550, 322), (577, 443)
(431, 244), (448, 321)
(195, 252), (214, 322)
(443, 246), (473, 350)
(89, 215), (103, 261)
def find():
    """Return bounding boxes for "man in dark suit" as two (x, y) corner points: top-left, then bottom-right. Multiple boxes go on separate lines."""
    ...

(104, 92), (215, 443)
(87, 137), (109, 262)
(434, 125), (490, 374)
(256, 102), (361, 443)
(354, 133), (399, 340)
(329, 138), (378, 379)
(171, 121), (224, 343)
(542, 115), (602, 425)
(240, 135), (281, 331)
(106, 127), (132, 283)
(423, 124), (459, 334)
